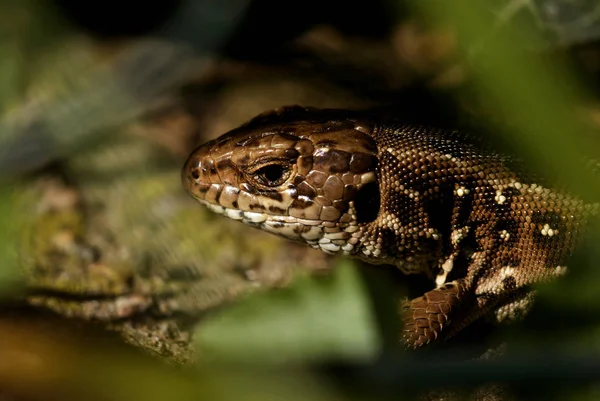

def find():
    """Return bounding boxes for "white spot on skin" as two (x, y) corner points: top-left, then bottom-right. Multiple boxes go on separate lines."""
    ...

(499, 230), (510, 241)
(499, 266), (515, 280)
(495, 190), (507, 205)
(450, 227), (470, 246)
(554, 266), (568, 276)
(436, 257), (454, 287)
(540, 224), (557, 237)
(424, 228), (440, 240)
(455, 186), (470, 197)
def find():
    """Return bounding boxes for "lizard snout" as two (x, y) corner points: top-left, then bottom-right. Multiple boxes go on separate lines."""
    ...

(181, 144), (213, 197)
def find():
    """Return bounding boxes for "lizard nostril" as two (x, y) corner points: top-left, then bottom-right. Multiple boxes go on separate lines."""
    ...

(182, 150), (205, 190)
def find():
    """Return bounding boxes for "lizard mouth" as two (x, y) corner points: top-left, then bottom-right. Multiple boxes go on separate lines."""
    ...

(194, 198), (357, 255)
(196, 197), (321, 240)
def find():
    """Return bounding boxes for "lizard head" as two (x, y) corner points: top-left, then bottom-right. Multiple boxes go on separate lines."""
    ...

(182, 106), (381, 254)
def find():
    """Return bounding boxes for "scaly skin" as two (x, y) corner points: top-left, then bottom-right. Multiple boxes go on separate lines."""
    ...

(182, 105), (597, 349)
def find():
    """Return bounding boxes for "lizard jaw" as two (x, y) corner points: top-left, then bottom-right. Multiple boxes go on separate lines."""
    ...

(195, 198), (358, 255)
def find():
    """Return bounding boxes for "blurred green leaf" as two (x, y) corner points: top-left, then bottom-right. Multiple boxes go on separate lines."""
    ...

(195, 261), (382, 364)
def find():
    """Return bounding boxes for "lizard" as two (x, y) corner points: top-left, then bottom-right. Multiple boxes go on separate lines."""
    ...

(181, 105), (597, 350)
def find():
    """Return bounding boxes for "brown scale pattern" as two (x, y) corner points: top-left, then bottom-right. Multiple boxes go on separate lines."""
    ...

(182, 106), (598, 349)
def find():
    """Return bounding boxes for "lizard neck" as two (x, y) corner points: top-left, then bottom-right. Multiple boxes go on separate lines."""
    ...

(349, 123), (452, 277)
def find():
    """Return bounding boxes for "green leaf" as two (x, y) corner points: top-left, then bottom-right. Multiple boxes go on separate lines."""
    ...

(194, 261), (382, 364)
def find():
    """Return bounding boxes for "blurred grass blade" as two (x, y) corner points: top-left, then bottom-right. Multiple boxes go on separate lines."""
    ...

(418, 0), (600, 201)
(0, 39), (196, 178)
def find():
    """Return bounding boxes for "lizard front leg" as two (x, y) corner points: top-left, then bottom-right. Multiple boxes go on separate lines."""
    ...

(400, 279), (472, 349)
(399, 262), (542, 349)
(399, 277), (514, 349)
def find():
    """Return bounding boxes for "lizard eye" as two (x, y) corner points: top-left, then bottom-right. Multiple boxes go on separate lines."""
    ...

(252, 163), (291, 187)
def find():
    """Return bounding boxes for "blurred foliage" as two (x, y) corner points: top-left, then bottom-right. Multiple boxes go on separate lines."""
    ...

(0, 0), (599, 401)
(486, 0), (600, 48)
(195, 261), (382, 364)
(421, 0), (600, 201)
(0, 316), (349, 401)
